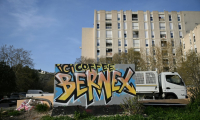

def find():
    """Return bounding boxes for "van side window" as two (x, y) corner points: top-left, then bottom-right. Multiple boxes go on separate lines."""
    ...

(166, 75), (184, 86)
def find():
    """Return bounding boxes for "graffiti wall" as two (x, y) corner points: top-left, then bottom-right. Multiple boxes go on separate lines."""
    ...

(54, 64), (136, 108)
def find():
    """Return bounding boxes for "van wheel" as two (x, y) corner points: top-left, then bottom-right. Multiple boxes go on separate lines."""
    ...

(166, 95), (176, 99)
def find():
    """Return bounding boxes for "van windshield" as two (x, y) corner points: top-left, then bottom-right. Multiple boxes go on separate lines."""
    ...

(166, 75), (184, 86)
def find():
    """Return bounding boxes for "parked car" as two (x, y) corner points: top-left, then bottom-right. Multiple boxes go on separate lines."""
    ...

(27, 90), (43, 94)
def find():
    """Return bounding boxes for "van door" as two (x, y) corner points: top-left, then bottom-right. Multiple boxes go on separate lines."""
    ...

(163, 74), (187, 99)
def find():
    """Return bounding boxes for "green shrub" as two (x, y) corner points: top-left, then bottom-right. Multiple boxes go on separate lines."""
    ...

(41, 115), (73, 120)
(120, 96), (144, 115)
(74, 111), (91, 120)
(35, 103), (49, 112)
(7, 110), (20, 116)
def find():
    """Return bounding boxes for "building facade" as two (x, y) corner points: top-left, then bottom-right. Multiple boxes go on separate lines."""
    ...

(182, 24), (200, 55)
(82, 10), (200, 61)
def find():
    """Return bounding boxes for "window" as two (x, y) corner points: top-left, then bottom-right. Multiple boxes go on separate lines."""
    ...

(160, 31), (166, 38)
(151, 23), (154, 29)
(184, 44), (185, 49)
(118, 48), (121, 53)
(117, 13), (120, 20)
(170, 31), (173, 38)
(179, 31), (182, 38)
(133, 40), (140, 47)
(125, 48), (128, 53)
(144, 14), (147, 21)
(97, 31), (100, 38)
(118, 40), (121, 46)
(153, 49), (155, 55)
(195, 48), (197, 53)
(124, 22), (127, 29)
(169, 15), (172, 21)
(173, 59), (176, 64)
(173, 49), (175, 55)
(159, 14), (165, 21)
(118, 23), (120, 29)
(97, 39), (100, 46)
(145, 31), (148, 38)
(193, 33), (196, 42)
(132, 23), (139, 29)
(151, 31), (154, 38)
(150, 14), (153, 21)
(123, 15), (126, 20)
(178, 23), (181, 29)
(132, 14), (138, 21)
(97, 13), (100, 20)
(172, 41), (174, 47)
(106, 48), (112, 56)
(146, 48), (149, 55)
(124, 39), (127, 46)
(144, 23), (148, 29)
(97, 57), (99, 62)
(166, 75), (184, 86)
(106, 31), (112, 38)
(169, 23), (173, 30)
(145, 39), (149, 46)
(106, 23), (112, 29)
(118, 31), (121, 38)
(97, 23), (99, 29)
(97, 48), (100, 56)
(152, 40), (155, 46)
(106, 40), (112, 47)
(106, 14), (112, 21)
(124, 31), (127, 38)
(177, 15), (181, 21)
(133, 31), (139, 38)
(159, 23), (165, 30)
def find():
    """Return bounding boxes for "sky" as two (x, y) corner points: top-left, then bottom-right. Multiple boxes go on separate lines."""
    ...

(0, 0), (200, 73)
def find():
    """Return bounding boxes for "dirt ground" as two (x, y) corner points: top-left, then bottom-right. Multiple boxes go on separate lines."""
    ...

(1, 109), (53, 120)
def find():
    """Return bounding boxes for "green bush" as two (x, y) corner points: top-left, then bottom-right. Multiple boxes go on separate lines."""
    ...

(41, 115), (73, 120)
(74, 111), (91, 120)
(120, 96), (144, 115)
(35, 103), (49, 112)
(7, 110), (21, 116)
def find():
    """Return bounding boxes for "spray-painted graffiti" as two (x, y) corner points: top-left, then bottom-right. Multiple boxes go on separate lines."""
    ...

(54, 64), (136, 107)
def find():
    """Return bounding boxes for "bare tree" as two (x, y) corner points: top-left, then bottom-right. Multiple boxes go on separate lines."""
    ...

(75, 56), (96, 64)
(0, 45), (33, 68)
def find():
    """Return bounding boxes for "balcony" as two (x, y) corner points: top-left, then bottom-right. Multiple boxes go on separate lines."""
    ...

(160, 34), (166, 38)
(159, 17), (165, 21)
(106, 52), (112, 56)
(106, 43), (112, 47)
(133, 31), (139, 38)
(106, 23), (112, 29)
(160, 27), (165, 30)
(132, 14), (138, 21)
(161, 41), (167, 47)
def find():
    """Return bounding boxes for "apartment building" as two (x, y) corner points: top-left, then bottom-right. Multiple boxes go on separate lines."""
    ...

(82, 10), (200, 61)
(182, 24), (200, 55)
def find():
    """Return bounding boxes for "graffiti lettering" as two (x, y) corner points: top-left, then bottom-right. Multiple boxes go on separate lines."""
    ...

(55, 67), (136, 106)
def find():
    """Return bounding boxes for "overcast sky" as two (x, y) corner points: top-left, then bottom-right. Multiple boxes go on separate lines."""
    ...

(0, 0), (200, 72)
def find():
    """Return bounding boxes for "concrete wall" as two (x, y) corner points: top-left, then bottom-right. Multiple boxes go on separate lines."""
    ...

(183, 24), (200, 54)
(82, 28), (94, 59)
(182, 11), (200, 33)
(54, 64), (135, 108)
